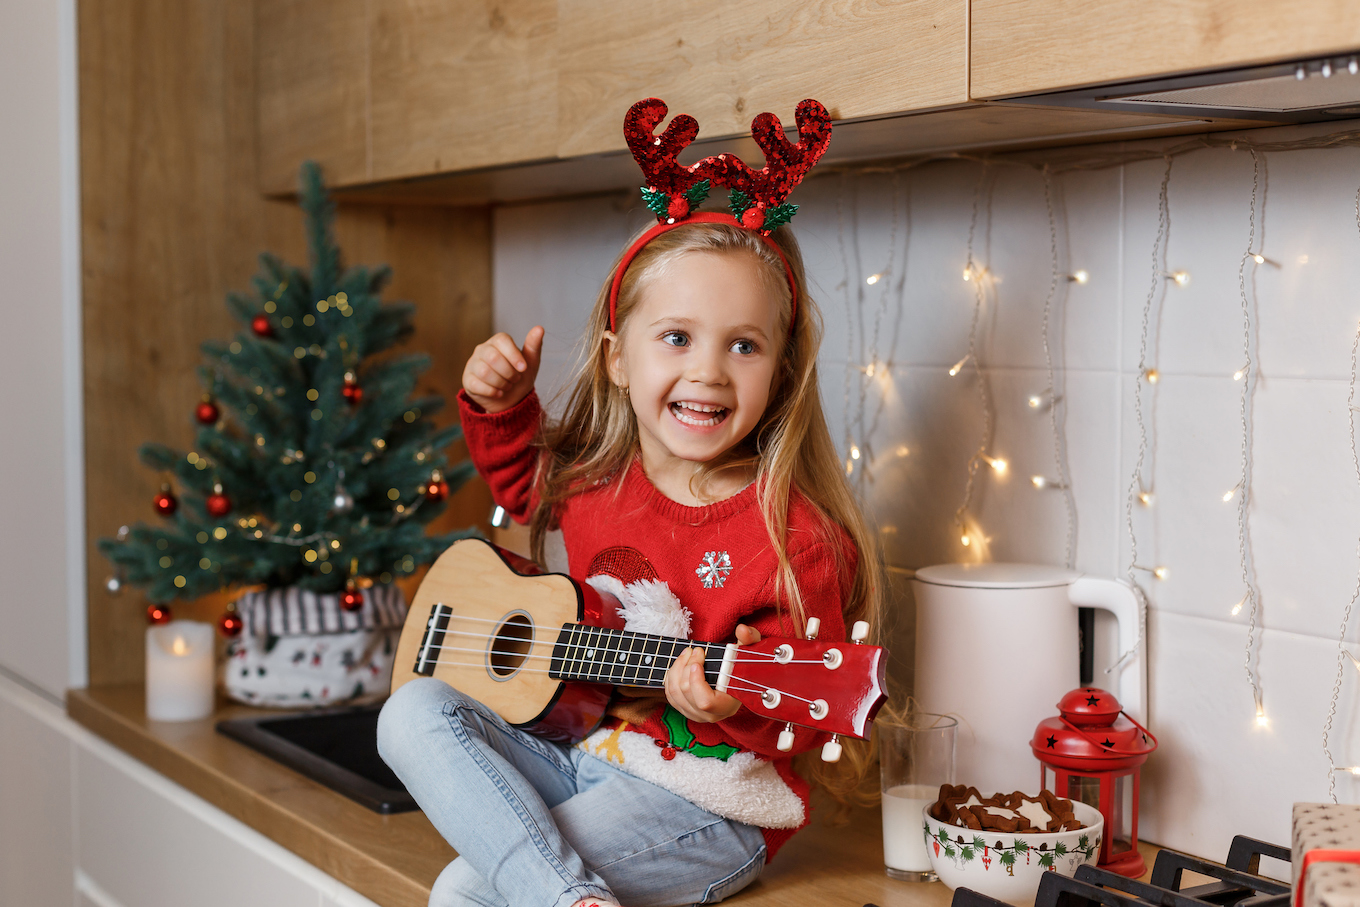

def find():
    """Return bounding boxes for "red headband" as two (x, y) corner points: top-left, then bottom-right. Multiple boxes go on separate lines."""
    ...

(608, 97), (832, 334)
(607, 212), (799, 333)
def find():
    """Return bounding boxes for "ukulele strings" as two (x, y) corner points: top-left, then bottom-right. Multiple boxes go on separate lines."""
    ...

(424, 622), (827, 664)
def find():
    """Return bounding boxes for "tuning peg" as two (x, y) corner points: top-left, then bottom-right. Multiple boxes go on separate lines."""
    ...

(777, 723), (795, 752)
(821, 734), (842, 763)
(805, 617), (820, 640)
(852, 620), (869, 644)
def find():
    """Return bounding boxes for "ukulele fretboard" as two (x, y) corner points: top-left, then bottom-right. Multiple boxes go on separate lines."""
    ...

(548, 624), (726, 688)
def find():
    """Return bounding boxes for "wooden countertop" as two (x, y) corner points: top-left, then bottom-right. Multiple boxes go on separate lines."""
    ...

(67, 685), (1151, 907)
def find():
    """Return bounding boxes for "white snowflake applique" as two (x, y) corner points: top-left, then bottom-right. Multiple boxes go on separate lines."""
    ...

(695, 550), (732, 589)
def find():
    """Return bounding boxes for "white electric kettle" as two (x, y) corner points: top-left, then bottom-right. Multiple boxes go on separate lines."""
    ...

(911, 563), (1146, 795)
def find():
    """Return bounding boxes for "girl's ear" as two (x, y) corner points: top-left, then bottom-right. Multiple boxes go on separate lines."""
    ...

(602, 330), (626, 388)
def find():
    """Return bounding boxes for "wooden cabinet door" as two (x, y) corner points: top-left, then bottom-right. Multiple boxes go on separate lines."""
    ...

(971, 0), (1360, 100)
(556, 0), (967, 158)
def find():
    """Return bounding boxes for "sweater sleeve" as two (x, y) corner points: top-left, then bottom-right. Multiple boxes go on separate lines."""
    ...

(712, 533), (856, 759)
(456, 389), (543, 525)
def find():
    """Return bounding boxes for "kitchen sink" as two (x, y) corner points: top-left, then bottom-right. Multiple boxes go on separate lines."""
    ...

(216, 703), (417, 814)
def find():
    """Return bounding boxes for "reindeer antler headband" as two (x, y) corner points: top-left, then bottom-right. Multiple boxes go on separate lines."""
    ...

(609, 97), (833, 332)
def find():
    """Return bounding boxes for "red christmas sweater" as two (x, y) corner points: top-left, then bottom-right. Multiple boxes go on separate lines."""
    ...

(458, 390), (856, 859)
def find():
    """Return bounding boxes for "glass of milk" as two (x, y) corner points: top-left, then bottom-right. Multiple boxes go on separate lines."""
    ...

(880, 712), (956, 881)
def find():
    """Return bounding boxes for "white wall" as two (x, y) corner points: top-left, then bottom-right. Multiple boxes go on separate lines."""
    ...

(491, 123), (1360, 860)
(0, 0), (86, 698)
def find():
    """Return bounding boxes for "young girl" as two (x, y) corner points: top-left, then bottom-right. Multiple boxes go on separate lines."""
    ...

(378, 100), (884, 907)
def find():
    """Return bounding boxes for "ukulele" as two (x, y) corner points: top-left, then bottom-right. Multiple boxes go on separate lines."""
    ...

(391, 539), (887, 761)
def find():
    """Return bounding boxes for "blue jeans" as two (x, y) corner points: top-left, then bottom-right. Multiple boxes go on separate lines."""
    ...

(377, 678), (768, 907)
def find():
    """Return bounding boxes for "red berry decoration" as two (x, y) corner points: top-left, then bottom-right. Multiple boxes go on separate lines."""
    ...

(195, 398), (220, 425)
(666, 195), (691, 221)
(740, 206), (766, 230)
(251, 314), (274, 337)
(153, 484), (178, 516)
(341, 586), (365, 612)
(424, 469), (449, 503)
(218, 609), (243, 637)
(147, 603), (173, 624)
(341, 370), (364, 406)
(206, 482), (232, 518)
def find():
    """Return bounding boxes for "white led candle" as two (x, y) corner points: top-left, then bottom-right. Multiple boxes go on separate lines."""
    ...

(145, 620), (215, 721)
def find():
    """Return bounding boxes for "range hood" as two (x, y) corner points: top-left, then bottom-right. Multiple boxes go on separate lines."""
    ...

(1012, 53), (1360, 123)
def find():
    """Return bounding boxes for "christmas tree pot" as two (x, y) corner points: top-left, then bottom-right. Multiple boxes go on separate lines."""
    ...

(224, 584), (408, 708)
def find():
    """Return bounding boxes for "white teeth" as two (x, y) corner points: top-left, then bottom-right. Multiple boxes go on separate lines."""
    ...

(670, 401), (728, 426)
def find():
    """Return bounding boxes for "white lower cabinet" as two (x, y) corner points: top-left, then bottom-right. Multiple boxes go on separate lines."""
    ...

(0, 673), (381, 907)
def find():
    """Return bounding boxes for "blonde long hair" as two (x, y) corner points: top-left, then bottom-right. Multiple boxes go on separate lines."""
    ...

(531, 219), (885, 806)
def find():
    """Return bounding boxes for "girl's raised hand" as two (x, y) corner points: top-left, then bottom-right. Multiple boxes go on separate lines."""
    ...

(462, 326), (544, 414)
(664, 624), (762, 724)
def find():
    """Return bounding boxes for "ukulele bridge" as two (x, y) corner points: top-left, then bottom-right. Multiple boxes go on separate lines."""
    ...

(415, 603), (453, 677)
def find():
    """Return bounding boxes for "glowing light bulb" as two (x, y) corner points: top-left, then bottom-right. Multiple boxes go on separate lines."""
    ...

(1296, 65), (1307, 80)
(949, 355), (970, 377)
(1349, 766), (1360, 775)
(1351, 57), (1359, 75)
(1323, 61), (1333, 78)
(1145, 368), (1160, 384)
(1223, 484), (1240, 502)
(866, 272), (883, 286)
(986, 457), (1008, 475)
(1256, 710), (1269, 727)
(172, 636), (188, 656)
(1231, 595), (1245, 616)
(863, 362), (876, 377)
(1068, 270), (1090, 284)
(1031, 475), (1047, 489)
(1233, 367), (1247, 381)
(1138, 491), (1153, 507)
(850, 445), (861, 461)
(1028, 395), (1043, 408)
(895, 445), (910, 458)
(1252, 253), (1265, 264)
(1169, 270), (1190, 287)
(961, 533), (971, 547)
(845, 459), (854, 476)
(963, 265), (973, 282)
(1153, 566), (1169, 580)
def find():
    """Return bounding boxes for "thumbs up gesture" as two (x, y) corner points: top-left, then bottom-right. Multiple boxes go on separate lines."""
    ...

(461, 326), (544, 414)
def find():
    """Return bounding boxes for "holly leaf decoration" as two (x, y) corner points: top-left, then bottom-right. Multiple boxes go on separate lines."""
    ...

(728, 189), (754, 218)
(642, 187), (671, 219)
(683, 179), (712, 207)
(762, 202), (799, 231)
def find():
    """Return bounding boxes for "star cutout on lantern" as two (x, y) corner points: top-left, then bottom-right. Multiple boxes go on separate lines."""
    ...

(1046, 735), (1057, 748)
(1102, 738), (1115, 748)
(1086, 694), (1101, 707)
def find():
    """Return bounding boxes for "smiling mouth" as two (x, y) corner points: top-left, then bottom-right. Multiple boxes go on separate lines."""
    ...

(669, 401), (730, 427)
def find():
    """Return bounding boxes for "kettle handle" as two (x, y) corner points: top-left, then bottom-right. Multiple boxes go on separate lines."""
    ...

(1068, 577), (1147, 725)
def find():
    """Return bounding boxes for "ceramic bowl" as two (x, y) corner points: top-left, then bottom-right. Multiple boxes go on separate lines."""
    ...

(923, 800), (1103, 906)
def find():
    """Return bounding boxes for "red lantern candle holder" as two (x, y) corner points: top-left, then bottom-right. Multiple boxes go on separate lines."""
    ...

(1031, 687), (1157, 877)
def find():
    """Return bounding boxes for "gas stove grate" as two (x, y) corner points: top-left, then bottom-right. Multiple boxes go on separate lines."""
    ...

(950, 836), (1291, 907)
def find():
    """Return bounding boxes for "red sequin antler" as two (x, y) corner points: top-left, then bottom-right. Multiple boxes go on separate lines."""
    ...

(623, 98), (833, 233)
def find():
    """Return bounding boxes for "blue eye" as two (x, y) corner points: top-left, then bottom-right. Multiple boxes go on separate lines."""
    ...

(731, 339), (757, 355)
(662, 331), (689, 347)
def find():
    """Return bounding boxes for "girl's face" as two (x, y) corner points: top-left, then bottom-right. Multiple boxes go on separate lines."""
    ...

(605, 250), (782, 479)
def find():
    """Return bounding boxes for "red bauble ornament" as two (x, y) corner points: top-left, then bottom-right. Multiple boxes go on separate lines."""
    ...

(153, 484), (178, 516)
(195, 399), (220, 425)
(147, 603), (173, 624)
(341, 370), (364, 406)
(341, 587), (365, 612)
(218, 610), (244, 637)
(666, 196), (691, 220)
(206, 483), (231, 518)
(740, 206), (766, 230)
(424, 469), (449, 503)
(251, 314), (274, 337)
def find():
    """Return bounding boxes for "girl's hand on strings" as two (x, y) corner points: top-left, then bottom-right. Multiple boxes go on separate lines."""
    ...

(665, 624), (761, 723)
(462, 326), (544, 414)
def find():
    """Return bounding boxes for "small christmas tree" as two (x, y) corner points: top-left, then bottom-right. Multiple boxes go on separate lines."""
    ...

(100, 162), (475, 624)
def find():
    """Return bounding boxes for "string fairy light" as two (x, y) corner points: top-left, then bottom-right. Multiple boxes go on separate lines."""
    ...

(1039, 166), (1078, 568)
(1321, 186), (1360, 800)
(952, 165), (999, 551)
(1234, 149), (1266, 727)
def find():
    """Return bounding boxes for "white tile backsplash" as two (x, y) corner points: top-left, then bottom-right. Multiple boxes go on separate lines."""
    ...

(490, 122), (1360, 857)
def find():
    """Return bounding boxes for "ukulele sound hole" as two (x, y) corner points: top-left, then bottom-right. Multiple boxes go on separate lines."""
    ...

(489, 612), (534, 679)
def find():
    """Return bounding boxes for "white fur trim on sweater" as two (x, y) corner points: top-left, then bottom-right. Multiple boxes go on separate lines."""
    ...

(577, 724), (805, 829)
(586, 575), (692, 639)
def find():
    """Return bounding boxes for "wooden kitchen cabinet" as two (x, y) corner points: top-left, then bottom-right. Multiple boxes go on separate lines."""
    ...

(554, 0), (966, 158)
(970, 0), (1360, 100)
(256, 0), (967, 195)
